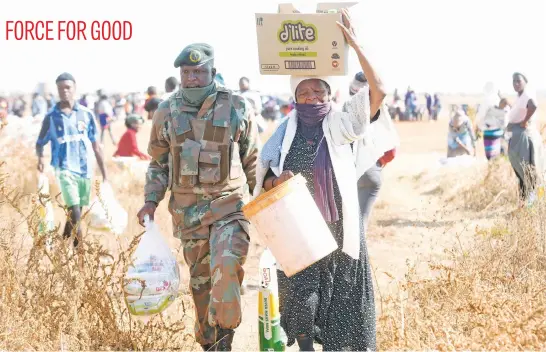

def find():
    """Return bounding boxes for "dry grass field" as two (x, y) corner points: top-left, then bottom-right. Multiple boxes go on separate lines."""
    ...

(0, 95), (545, 350)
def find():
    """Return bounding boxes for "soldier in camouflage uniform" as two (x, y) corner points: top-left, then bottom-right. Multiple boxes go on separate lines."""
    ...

(137, 43), (260, 351)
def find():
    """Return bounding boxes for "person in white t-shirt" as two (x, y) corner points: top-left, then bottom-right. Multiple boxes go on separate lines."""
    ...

(506, 72), (544, 205)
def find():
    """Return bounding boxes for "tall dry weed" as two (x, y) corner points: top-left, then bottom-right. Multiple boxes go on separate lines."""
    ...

(432, 157), (519, 212)
(0, 160), (194, 350)
(377, 170), (546, 350)
(454, 157), (519, 211)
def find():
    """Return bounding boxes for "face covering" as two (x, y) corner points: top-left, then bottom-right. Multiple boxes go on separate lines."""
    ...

(295, 102), (339, 224)
(180, 82), (216, 107)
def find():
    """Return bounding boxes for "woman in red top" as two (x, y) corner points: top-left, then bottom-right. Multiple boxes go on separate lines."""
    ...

(113, 114), (151, 160)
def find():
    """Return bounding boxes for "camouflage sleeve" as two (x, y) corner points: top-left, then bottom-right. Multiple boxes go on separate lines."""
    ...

(234, 96), (261, 194)
(144, 101), (171, 204)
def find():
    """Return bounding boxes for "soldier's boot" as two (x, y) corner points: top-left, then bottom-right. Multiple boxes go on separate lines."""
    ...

(214, 328), (234, 351)
(202, 344), (214, 351)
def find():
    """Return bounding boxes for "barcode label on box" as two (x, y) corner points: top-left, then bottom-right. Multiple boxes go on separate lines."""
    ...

(284, 60), (316, 70)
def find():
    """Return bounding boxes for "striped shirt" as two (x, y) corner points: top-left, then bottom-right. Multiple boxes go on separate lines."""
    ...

(36, 102), (98, 178)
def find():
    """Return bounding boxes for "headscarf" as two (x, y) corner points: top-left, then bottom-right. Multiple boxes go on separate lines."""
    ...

(513, 72), (528, 83)
(448, 108), (473, 150)
(294, 79), (339, 223)
(450, 108), (470, 130)
(290, 75), (337, 98)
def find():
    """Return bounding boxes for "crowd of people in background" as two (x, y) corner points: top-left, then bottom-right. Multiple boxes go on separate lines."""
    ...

(386, 87), (442, 121)
(0, 78), (448, 139)
(0, 70), (541, 213)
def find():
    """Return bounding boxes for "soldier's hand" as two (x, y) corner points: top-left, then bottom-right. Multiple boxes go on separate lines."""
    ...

(137, 201), (157, 227)
(274, 170), (295, 187)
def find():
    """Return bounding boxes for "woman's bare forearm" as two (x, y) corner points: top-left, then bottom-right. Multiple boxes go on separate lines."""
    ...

(353, 45), (386, 115)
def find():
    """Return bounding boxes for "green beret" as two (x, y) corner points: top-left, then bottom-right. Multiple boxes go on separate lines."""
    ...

(174, 43), (214, 68)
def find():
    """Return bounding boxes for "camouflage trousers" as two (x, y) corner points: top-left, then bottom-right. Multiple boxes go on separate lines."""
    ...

(181, 219), (250, 345)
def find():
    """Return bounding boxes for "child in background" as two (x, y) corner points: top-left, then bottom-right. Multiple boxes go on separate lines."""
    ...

(113, 114), (151, 160)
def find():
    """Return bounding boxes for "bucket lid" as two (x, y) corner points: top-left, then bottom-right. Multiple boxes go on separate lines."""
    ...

(243, 173), (306, 219)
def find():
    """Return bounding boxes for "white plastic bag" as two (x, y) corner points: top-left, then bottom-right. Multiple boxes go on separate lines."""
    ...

(123, 215), (181, 316)
(88, 182), (128, 235)
(112, 156), (149, 176)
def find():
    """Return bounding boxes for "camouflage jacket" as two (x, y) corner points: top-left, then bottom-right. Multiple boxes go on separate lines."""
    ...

(144, 85), (260, 206)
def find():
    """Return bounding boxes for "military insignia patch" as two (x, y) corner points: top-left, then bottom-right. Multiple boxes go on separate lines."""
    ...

(189, 50), (202, 63)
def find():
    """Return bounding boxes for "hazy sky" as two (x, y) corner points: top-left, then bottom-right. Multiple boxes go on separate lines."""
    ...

(0, 0), (544, 96)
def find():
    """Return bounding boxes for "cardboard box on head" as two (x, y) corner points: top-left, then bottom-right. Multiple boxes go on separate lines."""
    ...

(255, 2), (358, 76)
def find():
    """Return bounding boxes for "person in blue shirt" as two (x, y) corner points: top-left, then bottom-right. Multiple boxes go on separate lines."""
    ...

(36, 72), (108, 248)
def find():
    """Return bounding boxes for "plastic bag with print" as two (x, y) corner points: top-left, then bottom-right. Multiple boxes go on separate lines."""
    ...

(123, 215), (181, 316)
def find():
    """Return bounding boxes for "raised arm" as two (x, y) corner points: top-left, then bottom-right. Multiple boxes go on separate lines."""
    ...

(337, 8), (386, 117)
(329, 8), (386, 144)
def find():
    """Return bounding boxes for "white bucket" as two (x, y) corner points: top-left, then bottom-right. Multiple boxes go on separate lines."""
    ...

(243, 174), (338, 277)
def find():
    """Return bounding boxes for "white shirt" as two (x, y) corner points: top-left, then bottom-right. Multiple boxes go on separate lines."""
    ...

(353, 105), (399, 176)
(478, 106), (509, 131)
(97, 99), (114, 116)
(508, 91), (535, 124)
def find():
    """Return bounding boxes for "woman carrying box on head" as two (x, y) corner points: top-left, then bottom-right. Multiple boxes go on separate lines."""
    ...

(254, 9), (395, 351)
